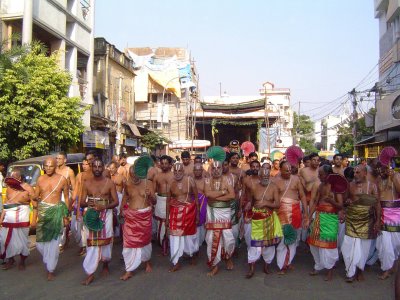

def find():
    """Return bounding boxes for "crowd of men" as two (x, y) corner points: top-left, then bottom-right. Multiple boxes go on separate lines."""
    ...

(0, 148), (399, 291)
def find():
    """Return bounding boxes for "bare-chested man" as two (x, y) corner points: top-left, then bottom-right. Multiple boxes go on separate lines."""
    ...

(109, 161), (126, 237)
(167, 163), (199, 272)
(153, 155), (174, 254)
(241, 152), (258, 172)
(71, 159), (91, 256)
(270, 159), (280, 177)
(229, 152), (244, 184)
(332, 154), (344, 176)
(147, 155), (160, 182)
(80, 159), (119, 285)
(299, 153), (320, 206)
(33, 157), (69, 281)
(193, 163), (207, 245)
(119, 164), (154, 281)
(205, 161), (235, 276)
(118, 153), (131, 180)
(274, 161), (308, 274)
(308, 165), (343, 281)
(341, 164), (381, 283)
(0, 169), (34, 270)
(181, 151), (194, 177)
(246, 166), (281, 278)
(222, 159), (240, 251)
(241, 160), (262, 248)
(376, 162), (400, 280)
(56, 151), (76, 250)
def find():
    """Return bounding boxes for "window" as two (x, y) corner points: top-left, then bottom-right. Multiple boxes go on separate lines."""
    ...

(148, 93), (158, 103)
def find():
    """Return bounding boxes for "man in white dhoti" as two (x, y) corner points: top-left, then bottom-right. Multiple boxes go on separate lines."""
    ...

(0, 169), (34, 270)
(205, 160), (235, 276)
(166, 163), (199, 272)
(33, 158), (70, 281)
(376, 162), (400, 280)
(119, 161), (154, 281)
(153, 155), (174, 255)
(80, 159), (119, 285)
(341, 164), (381, 282)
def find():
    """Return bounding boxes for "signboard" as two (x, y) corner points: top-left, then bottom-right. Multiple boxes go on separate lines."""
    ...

(125, 138), (138, 147)
(392, 95), (400, 119)
(83, 130), (109, 149)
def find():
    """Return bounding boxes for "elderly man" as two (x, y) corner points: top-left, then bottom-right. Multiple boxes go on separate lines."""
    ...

(0, 169), (35, 270)
(274, 161), (308, 274)
(167, 163), (199, 272)
(119, 165), (154, 281)
(33, 157), (69, 281)
(205, 160), (235, 276)
(341, 164), (381, 282)
(308, 165), (343, 281)
(246, 166), (281, 278)
(80, 159), (119, 285)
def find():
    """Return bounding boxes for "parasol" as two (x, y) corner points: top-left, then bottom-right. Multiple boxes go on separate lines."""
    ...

(327, 173), (348, 194)
(241, 141), (255, 157)
(283, 224), (297, 245)
(206, 146), (226, 162)
(285, 145), (304, 167)
(134, 156), (154, 179)
(4, 177), (25, 191)
(83, 209), (104, 232)
(379, 146), (398, 166)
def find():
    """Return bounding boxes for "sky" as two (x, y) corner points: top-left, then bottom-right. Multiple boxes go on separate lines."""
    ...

(94, 0), (379, 121)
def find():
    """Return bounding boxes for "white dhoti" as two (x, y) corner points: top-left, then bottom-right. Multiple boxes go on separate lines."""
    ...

(114, 192), (123, 238)
(310, 245), (338, 270)
(154, 194), (167, 246)
(377, 231), (400, 271)
(337, 222), (346, 251)
(71, 213), (86, 247)
(341, 235), (372, 278)
(36, 237), (61, 272)
(170, 234), (198, 265)
(232, 223), (239, 243)
(205, 204), (235, 267)
(248, 246), (275, 264)
(122, 244), (152, 272)
(197, 225), (206, 246)
(83, 209), (113, 275)
(0, 204), (30, 259)
(244, 222), (252, 249)
(276, 228), (301, 270)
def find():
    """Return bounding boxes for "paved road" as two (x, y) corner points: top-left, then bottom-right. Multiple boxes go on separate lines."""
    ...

(0, 238), (394, 300)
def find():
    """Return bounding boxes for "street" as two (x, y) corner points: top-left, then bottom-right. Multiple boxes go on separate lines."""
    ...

(0, 238), (393, 300)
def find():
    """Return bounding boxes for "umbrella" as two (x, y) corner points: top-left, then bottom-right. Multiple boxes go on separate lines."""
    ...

(4, 177), (25, 191)
(241, 141), (255, 157)
(285, 145), (304, 167)
(379, 146), (398, 166)
(206, 146), (226, 162)
(283, 224), (297, 245)
(327, 173), (348, 194)
(83, 209), (104, 232)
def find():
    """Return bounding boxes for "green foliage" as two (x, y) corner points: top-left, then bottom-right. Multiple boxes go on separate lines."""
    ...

(140, 131), (169, 152)
(292, 112), (318, 154)
(335, 109), (375, 156)
(0, 43), (87, 161)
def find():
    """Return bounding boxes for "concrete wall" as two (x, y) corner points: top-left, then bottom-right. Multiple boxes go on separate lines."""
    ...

(34, 0), (66, 34)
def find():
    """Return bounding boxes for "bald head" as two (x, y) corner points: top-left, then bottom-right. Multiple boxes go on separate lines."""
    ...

(193, 162), (203, 179)
(44, 157), (57, 176)
(354, 164), (367, 184)
(10, 168), (22, 180)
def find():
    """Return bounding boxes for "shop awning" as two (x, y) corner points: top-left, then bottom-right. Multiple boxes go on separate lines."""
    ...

(124, 122), (142, 137)
(169, 140), (211, 149)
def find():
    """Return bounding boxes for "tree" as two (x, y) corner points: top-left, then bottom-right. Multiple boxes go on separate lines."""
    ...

(335, 110), (375, 156)
(140, 131), (170, 152)
(292, 112), (318, 154)
(0, 43), (87, 161)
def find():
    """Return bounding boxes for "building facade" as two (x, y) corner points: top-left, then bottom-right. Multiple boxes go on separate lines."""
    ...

(91, 37), (139, 160)
(126, 47), (198, 152)
(356, 0), (400, 158)
(0, 0), (95, 128)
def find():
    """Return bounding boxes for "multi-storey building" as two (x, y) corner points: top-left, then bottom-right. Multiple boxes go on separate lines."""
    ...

(356, 0), (400, 158)
(0, 0), (94, 129)
(126, 47), (198, 153)
(91, 37), (139, 160)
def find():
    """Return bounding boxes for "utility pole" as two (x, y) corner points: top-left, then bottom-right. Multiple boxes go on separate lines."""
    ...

(116, 75), (123, 155)
(350, 88), (358, 159)
(297, 101), (301, 144)
(219, 82), (222, 98)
